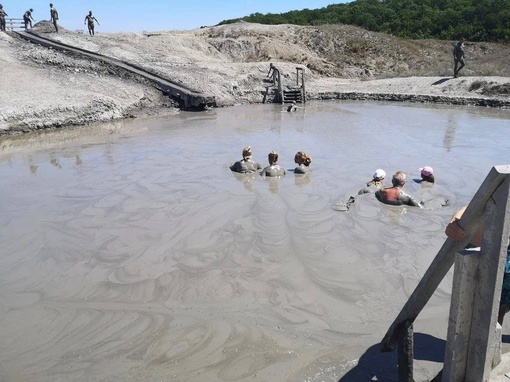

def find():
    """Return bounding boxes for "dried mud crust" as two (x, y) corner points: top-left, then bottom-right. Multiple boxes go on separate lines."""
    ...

(1, 21), (510, 136)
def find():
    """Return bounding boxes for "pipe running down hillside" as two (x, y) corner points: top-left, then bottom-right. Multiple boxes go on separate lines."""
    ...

(14, 30), (216, 110)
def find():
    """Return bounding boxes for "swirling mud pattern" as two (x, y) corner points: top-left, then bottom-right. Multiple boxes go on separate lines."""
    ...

(0, 102), (509, 381)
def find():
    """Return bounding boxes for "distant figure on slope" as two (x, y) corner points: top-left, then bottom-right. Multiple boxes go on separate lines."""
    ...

(49, 3), (58, 32)
(23, 8), (35, 30)
(0, 4), (8, 32)
(84, 11), (99, 36)
(358, 169), (386, 195)
(230, 146), (263, 174)
(375, 171), (422, 207)
(293, 151), (312, 174)
(262, 151), (286, 177)
(453, 37), (465, 78)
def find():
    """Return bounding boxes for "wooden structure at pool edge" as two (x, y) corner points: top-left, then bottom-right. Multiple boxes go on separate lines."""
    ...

(380, 165), (510, 382)
(263, 66), (306, 104)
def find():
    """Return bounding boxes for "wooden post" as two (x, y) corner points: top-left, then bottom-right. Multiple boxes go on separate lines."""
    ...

(397, 322), (414, 382)
(442, 176), (510, 381)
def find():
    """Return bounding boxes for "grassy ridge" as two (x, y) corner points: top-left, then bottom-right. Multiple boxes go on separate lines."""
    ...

(218, 0), (510, 42)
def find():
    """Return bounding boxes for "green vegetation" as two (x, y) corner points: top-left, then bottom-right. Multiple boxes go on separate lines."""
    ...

(218, 0), (510, 42)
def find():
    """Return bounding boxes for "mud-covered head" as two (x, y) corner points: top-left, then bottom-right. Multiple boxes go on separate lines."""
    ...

(242, 146), (252, 160)
(294, 151), (312, 166)
(268, 151), (279, 165)
(392, 171), (406, 187)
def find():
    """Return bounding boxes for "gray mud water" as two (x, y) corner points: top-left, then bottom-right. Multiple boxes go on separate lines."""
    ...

(1, 101), (509, 382)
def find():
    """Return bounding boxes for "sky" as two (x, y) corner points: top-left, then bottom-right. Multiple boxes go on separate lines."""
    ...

(4, 1), (350, 33)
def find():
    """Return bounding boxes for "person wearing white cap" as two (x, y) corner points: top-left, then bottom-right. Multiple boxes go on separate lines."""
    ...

(358, 169), (386, 195)
(375, 171), (422, 207)
(229, 146), (262, 174)
(419, 166), (435, 183)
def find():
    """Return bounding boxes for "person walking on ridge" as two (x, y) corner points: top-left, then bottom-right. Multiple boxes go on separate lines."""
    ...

(453, 37), (465, 78)
(0, 4), (8, 32)
(84, 11), (99, 36)
(23, 8), (35, 30)
(49, 3), (58, 32)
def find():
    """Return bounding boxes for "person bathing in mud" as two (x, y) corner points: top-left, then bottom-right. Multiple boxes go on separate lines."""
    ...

(84, 11), (99, 36)
(418, 166), (435, 183)
(293, 151), (312, 174)
(359, 169), (386, 195)
(375, 171), (422, 207)
(229, 146), (262, 174)
(262, 151), (286, 177)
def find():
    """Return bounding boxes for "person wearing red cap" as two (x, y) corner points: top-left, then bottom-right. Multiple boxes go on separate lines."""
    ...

(419, 166), (435, 183)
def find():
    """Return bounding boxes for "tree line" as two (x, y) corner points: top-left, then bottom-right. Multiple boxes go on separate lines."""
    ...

(218, 0), (510, 42)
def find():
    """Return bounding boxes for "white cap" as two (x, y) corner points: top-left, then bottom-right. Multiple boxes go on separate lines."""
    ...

(373, 169), (386, 180)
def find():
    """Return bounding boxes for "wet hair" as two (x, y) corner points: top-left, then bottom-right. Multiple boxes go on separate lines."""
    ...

(421, 173), (435, 183)
(294, 151), (312, 166)
(268, 151), (279, 165)
(392, 171), (406, 187)
(242, 146), (252, 159)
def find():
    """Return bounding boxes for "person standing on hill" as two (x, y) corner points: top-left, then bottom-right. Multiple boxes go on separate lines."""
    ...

(453, 37), (465, 78)
(0, 4), (8, 32)
(49, 3), (58, 32)
(84, 11), (99, 36)
(23, 8), (35, 30)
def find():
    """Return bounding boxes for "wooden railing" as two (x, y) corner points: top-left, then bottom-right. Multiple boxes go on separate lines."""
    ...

(5, 18), (25, 31)
(380, 165), (510, 381)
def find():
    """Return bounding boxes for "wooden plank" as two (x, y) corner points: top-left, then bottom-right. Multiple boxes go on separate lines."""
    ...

(465, 176), (510, 381)
(381, 165), (510, 352)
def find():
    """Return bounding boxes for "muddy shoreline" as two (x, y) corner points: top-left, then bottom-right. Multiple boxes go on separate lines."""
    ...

(1, 22), (509, 136)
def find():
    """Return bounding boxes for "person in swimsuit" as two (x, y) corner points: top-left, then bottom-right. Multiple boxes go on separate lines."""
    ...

(446, 205), (510, 324)
(375, 171), (422, 207)
(0, 4), (8, 32)
(293, 151), (312, 174)
(49, 3), (58, 33)
(359, 169), (386, 195)
(453, 37), (465, 78)
(229, 146), (262, 174)
(262, 151), (286, 177)
(84, 11), (99, 36)
(23, 8), (35, 29)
